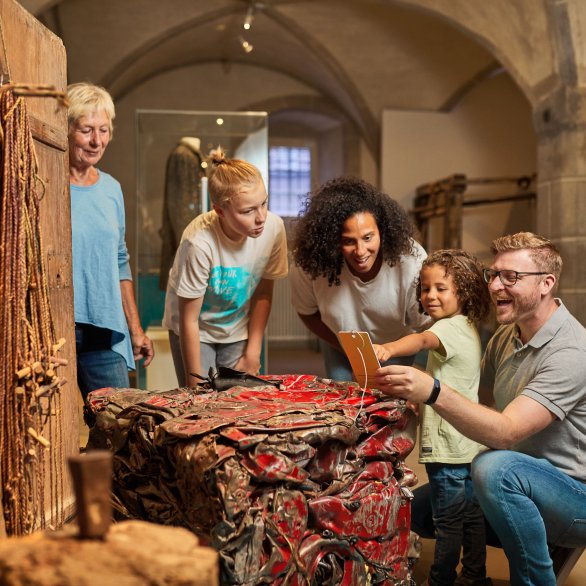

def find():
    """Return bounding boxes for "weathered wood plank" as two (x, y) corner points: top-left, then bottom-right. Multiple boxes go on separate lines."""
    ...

(0, 0), (76, 531)
(29, 115), (68, 152)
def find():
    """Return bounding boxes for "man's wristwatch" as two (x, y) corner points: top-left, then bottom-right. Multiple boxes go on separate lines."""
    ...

(424, 378), (441, 405)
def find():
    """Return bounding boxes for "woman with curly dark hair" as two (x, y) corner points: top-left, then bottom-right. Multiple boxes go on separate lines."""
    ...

(290, 176), (430, 380)
(373, 249), (492, 586)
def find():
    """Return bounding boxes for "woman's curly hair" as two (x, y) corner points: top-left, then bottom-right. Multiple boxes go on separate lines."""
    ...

(292, 177), (416, 285)
(416, 249), (491, 323)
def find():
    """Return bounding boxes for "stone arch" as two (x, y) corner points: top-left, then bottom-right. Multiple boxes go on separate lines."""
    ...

(97, 6), (378, 159)
(390, 0), (556, 108)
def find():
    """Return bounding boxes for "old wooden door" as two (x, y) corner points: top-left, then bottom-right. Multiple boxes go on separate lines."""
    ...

(0, 0), (77, 534)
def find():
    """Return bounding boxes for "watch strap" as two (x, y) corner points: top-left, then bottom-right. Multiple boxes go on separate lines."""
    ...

(424, 377), (441, 405)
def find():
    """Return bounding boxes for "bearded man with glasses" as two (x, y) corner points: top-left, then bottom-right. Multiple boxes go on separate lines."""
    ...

(374, 232), (586, 586)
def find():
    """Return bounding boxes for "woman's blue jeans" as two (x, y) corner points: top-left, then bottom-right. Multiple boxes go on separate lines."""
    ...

(75, 323), (129, 400)
(472, 450), (586, 586)
(321, 341), (415, 381)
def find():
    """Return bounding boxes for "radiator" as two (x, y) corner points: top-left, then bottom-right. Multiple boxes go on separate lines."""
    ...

(267, 275), (313, 343)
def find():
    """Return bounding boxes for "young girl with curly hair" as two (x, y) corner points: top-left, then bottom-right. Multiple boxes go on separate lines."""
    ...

(290, 176), (430, 380)
(373, 249), (492, 586)
(162, 148), (288, 386)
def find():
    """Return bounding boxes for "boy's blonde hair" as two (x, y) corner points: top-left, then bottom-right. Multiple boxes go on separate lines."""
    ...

(208, 147), (263, 207)
(67, 82), (115, 137)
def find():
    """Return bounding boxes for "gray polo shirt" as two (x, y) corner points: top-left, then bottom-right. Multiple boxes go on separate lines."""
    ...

(482, 300), (586, 483)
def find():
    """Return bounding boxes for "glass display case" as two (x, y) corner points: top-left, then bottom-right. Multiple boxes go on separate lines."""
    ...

(134, 110), (268, 388)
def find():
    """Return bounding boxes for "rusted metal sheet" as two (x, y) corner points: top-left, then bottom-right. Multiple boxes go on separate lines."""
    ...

(85, 374), (419, 584)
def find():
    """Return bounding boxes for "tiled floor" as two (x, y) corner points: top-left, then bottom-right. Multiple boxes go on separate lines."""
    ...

(267, 346), (586, 586)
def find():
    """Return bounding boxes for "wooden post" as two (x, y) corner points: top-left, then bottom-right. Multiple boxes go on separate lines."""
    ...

(68, 452), (113, 539)
(0, 0), (76, 532)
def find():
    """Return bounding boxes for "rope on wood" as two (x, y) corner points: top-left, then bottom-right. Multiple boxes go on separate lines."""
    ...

(0, 85), (65, 536)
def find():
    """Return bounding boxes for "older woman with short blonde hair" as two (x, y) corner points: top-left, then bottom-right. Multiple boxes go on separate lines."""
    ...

(68, 82), (153, 399)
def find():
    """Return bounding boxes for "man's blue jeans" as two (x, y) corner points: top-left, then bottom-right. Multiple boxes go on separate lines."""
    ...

(76, 324), (129, 400)
(472, 450), (586, 586)
(426, 463), (487, 586)
(321, 342), (415, 381)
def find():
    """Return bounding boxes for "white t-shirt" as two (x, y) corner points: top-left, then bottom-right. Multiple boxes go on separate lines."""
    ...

(162, 210), (288, 343)
(289, 240), (429, 344)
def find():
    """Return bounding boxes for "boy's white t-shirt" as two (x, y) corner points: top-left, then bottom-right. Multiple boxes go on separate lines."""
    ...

(162, 210), (288, 343)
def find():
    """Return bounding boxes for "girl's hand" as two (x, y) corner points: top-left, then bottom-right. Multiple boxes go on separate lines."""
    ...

(373, 343), (392, 362)
(234, 353), (261, 375)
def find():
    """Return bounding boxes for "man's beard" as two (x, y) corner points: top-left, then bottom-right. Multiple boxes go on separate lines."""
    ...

(494, 287), (541, 325)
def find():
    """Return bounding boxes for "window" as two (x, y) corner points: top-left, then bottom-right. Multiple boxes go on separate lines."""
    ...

(269, 145), (312, 216)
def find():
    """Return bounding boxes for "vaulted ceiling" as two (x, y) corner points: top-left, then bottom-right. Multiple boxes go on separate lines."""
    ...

(20, 0), (512, 157)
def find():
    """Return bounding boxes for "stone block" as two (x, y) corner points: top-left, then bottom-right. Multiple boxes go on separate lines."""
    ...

(0, 520), (218, 586)
(543, 179), (586, 239)
(557, 237), (586, 292)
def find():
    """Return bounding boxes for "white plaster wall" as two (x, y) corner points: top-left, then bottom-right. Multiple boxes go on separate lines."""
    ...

(360, 143), (378, 186)
(381, 72), (537, 260)
(318, 125), (344, 185)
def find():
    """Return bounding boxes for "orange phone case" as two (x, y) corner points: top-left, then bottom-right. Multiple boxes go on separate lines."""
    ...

(338, 330), (381, 387)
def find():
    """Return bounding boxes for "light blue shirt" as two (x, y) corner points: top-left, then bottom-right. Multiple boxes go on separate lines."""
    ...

(70, 170), (134, 369)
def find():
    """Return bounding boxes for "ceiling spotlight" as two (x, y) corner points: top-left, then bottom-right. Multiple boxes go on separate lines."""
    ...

(243, 4), (254, 30)
(239, 35), (254, 53)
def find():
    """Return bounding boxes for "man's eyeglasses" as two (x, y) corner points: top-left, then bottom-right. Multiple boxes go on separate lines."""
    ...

(482, 268), (548, 287)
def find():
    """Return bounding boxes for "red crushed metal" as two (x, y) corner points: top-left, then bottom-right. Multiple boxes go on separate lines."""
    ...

(85, 374), (419, 584)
